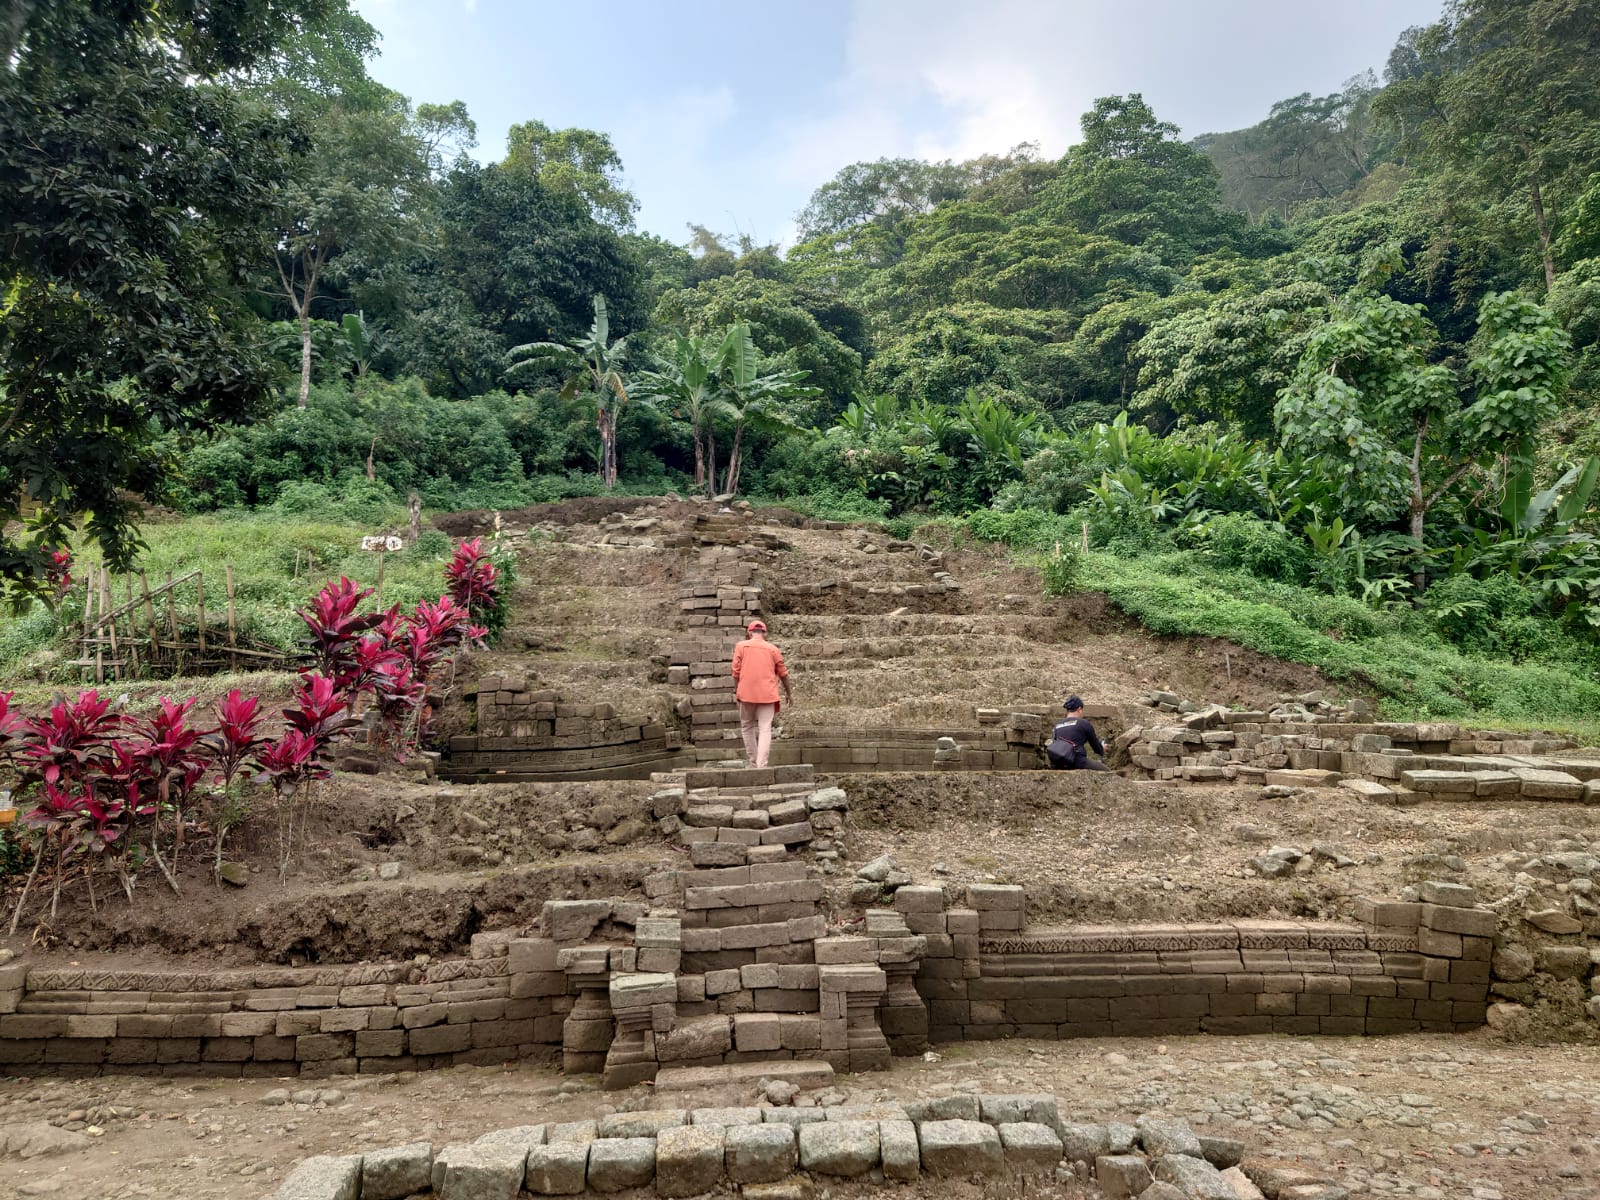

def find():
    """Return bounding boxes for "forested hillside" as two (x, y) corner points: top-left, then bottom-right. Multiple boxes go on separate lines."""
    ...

(2, 0), (1599, 727)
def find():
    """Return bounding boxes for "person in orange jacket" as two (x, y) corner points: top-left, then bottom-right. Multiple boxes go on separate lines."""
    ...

(731, 619), (792, 769)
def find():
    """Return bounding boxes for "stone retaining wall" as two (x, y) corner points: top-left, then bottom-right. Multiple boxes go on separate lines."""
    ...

(906, 880), (1494, 1041)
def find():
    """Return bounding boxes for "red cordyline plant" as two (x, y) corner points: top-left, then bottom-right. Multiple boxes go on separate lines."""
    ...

(200, 689), (266, 881)
(297, 577), (386, 683)
(127, 697), (207, 893)
(43, 547), (72, 601)
(445, 538), (500, 637)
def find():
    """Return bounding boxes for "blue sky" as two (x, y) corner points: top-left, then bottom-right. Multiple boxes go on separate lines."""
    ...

(353, 0), (1445, 247)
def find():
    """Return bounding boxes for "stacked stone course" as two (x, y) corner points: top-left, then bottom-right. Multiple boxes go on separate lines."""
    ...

(274, 1096), (1318, 1200)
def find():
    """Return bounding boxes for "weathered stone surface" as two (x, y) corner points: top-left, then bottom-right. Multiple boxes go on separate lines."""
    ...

(879, 1120), (920, 1180)
(1221, 1165), (1268, 1199)
(1198, 1134), (1245, 1170)
(740, 1177), (813, 1200)
(608, 972), (677, 1010)
(691, 1106), (763, 1127)
(1096, 1153), (1154, 1199)
(918, 1119), (1004, 1176)
(360, 1142), (432, 1200)
(654, 1125), (723, 1198)
(432, 1142), (526, 1200)
(979, 1093), (1062, 1134)
(546, 1120), (598, 1145)
(596, 1111), (685, 1139)
(524, 1141), (589, 1195)
(726, 1123), (798, 1184)
(1525, 908), (1584, 934)
(1059, 1122), (1111, 1163)
(585, 1137), (656, 1193)
(1142, 1186), (1187, 1200)
(903, 1095), (981, 1124)
(475, 1126), (546, 1150)
(272, 1155), (362, 1200)
(998, 1121), (1063, 1170)
(1156, 1152), (1236, 1199)
(1417, 880), (1477, 907)
(1538, 946), (1593, 979)
(542, 899), (610, 942)
(1138, 1115), (1202, 1158)
(0, 1122), (92, 1160)
(797, 1119), (880, 1177)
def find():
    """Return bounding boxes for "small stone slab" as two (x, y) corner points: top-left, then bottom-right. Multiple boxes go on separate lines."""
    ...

(797, 1119), (880, 1176)
(726, 1123), (798, 1183)
(1339, 779), (1394, 802)
(1154, 1151), (1236, 1199)
(1513, 767), (1584, 800)
(904, 1095), (980, 1123)
(475, 1125), (546, 1150)
(361, 1143), (432, 1200)
(1399, 769), (1476, 794)
(1418, 879), (1477, 907)
(691, 1106), (764, 1127)
(998, 1121), (1063, 1170)
(272, 1155), (361, 1200)
(918, 1119), (1003, 1175)
(608, 972), (677, 1010)
(879, 1120), (920, 1180)
(654, 1125), (723, 1198)
(546, 1121), (597, 1145)
(432, 1142), (526, 1200)
(654, 1060), (833, 1092)
(585, 1137), (656, 1193)
(524, 1141), (589, 1195)
(1137, 1115), (1202, 1158)
(1198, 1134), (1245, 1170)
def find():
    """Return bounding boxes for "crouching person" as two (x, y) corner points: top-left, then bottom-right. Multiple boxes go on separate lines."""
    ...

(1046, 695), (1108, 771)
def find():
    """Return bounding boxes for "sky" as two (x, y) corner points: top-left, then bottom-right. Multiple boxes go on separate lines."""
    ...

(352, 0), (1445, 248)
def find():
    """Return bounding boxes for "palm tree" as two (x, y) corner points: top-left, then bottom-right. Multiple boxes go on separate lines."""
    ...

(506, 295), (630, 488)
(633, 332), (732, 497)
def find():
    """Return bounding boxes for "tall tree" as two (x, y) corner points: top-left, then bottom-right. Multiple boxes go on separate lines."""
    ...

(504, 120), (637, 230)
(1374, 0), (1600, 291)
(507, 295), (632, 488)
(0, 0), (320, 598)
(633, 333), (731, 496)
(711, 324), (816, 497)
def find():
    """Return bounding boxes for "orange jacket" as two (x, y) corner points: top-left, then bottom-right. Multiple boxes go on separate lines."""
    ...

(732, 638), (788, 704)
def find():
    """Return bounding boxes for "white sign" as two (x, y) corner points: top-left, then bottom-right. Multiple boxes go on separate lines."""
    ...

(361, 535), (404, 552)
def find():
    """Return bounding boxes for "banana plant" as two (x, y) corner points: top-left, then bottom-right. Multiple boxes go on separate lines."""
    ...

(506, 295), (631, 488)
(713, 323), (817, 497)
(633, 332), (734, 496)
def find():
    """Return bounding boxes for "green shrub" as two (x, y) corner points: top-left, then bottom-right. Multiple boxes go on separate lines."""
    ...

(1202, 513), (1309, 583)
(962, 507), (1078, 552)
(1041, 543), (1080, 595)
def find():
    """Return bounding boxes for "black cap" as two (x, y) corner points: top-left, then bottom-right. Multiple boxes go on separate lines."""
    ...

(1063, 695), (1083, 711)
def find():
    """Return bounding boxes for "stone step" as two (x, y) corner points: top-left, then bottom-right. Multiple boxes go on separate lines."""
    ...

(684, 765), (814, 789)
(653, 1059), (834, 1093)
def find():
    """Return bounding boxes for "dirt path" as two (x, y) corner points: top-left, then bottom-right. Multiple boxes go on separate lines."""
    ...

(3, 1032), (1598, 1198)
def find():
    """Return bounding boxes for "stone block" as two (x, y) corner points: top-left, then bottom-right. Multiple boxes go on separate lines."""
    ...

(272, 1155), (362, 1200)
(1420, 903), (1496, 937)
(905, 1095), (981, 1123)
(735, 1012), (782, 1052)
(966, 883), (1024, 911)
(524, 1141), (589, 1195)
(919, 1119), (1003, 1175)
(609, 973), (677, 1011)
(542, 900), (611, 943)
(691, 1107), (763, 1127)
(359, 1142), (432, 1200)
(585, 1137), (656, 1193)
(1418, 880), (1478, 907)
(998, 1122), (1063, 1170)
(726, 1122), (798, 1183)
(1137, 1114), (1202, 1158)
(1096, 1153), (1154, 1198)
(1058, 1123), (1110, 1163)
(979, 1093), (1061, 1134)
(1154, 1152), (1235, 1199)
(654, 1125), (723, 1198)
(797, 1119), (880, 1176)
(432, 1142), (527, 1200)
(1513, 767), (1584, 800)
(597, 1111), (686, 1138)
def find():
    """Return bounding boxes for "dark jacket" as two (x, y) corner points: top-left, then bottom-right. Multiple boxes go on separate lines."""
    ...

(1046, 715), (1104, 768)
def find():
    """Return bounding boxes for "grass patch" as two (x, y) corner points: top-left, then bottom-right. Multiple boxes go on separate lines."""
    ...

(0, 510), (465, 679)
(1078, 551), (1600, 734)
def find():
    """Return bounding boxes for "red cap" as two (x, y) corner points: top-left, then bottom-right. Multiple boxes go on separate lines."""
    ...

(747, 620), (767, 632)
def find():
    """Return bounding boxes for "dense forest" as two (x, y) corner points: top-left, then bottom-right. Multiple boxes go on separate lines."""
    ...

(3, 0), (1600, 724)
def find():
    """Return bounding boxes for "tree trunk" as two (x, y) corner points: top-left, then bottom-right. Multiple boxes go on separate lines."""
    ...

(1529, 172), (1556, 292)
(298, 311), (314, 408)
(723, 423), (746, 497)
(691, 417), (705, 494)
(598, 409), (616, 489)
(705, 426), (718, 498)
(1409, 500), (1427, 593)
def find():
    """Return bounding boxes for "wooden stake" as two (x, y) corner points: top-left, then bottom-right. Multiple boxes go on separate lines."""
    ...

(166, 571), (182, 675)
(1081, 520), (1089, 555)
(123, 574), (140, 678)
(225, 563), (238, 669)
(140, 572), (160, 661)
(99, 569), (114, 683)
(196, 570), (207, 655)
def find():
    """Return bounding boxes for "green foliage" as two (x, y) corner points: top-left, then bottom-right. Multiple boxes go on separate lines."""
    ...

(1201, 514), (1309, 583)
(1081, 551), (1600, 726)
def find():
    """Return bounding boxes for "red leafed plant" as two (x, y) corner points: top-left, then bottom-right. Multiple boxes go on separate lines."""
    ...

(43, 547), (73, 600)
(17, 689), (121, 790)
(444, 538), (502, 639)
(297, 577), (386, 682)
